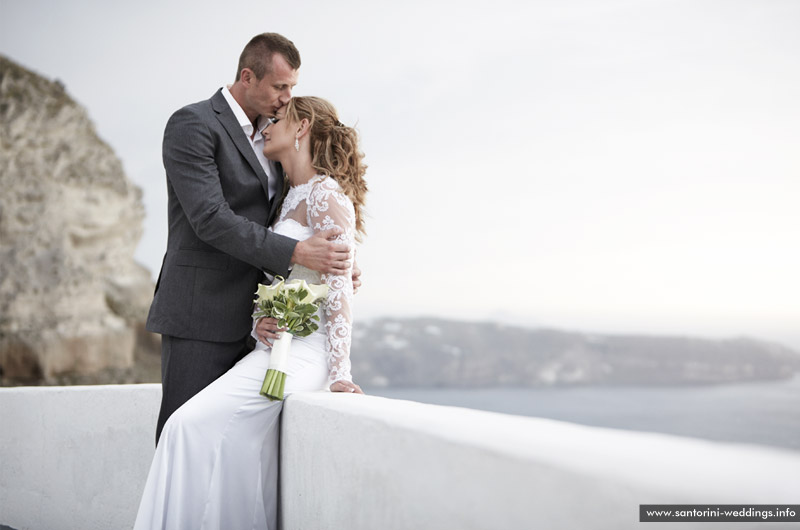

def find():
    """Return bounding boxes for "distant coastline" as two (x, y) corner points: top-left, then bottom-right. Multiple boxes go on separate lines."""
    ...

(352, 317), (800, 389)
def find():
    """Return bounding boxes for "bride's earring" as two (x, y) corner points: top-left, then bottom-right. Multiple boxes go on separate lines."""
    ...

(294, 138), (300, 152)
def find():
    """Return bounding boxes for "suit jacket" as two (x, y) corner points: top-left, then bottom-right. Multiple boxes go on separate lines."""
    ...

(146, 89), (297, 342)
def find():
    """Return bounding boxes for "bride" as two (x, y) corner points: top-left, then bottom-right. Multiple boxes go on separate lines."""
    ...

(133, 96), (367, 530)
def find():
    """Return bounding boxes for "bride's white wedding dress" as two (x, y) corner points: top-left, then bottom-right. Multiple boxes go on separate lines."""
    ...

(133, 175), (355, 530)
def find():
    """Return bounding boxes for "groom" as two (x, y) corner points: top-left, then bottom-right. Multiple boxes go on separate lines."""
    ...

(147, 33), (356, 443)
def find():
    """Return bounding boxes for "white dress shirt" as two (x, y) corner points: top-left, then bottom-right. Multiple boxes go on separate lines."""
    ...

(221, 86), (280, 201)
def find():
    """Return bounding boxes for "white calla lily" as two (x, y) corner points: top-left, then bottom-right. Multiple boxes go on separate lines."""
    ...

(284, 279), (309, 292)
(255, 279), (284, 303)
(302, 283), (329, 303)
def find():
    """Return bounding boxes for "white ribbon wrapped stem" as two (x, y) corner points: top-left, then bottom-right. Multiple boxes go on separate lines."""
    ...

(268, 331), (293, 373)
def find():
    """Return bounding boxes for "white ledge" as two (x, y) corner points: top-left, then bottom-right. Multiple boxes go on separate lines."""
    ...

(281, 392), (800, 530)
(1, 385), (799, 530)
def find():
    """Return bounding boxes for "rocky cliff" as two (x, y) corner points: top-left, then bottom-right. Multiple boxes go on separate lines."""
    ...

(0, 55), (156, 383)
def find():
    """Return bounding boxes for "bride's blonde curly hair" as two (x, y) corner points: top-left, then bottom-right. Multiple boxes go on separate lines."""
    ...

(285, 96), (368, 240)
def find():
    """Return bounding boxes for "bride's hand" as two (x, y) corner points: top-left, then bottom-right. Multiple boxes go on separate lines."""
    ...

(330, 381), (364, 394)
(255, 317), (285, 344)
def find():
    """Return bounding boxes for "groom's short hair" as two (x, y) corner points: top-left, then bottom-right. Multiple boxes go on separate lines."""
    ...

(236, 33), (301, 81)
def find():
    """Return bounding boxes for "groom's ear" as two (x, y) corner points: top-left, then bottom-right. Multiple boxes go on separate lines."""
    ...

(240, 68), (254, 86)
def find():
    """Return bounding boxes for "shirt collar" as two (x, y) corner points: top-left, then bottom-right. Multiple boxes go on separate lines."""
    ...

(221, 85), (268, 136)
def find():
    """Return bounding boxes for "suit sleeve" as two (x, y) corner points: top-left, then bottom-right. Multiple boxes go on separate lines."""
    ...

(162, 106), (296, 276)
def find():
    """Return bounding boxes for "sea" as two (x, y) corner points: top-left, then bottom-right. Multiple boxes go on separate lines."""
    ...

(367, 375), (800, 452)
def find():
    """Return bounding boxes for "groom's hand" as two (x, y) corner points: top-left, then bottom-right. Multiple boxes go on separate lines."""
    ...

(352, 260), (362, 294)
(292, 228), (351, 275)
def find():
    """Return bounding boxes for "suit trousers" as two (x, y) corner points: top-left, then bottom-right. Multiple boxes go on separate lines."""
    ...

(156, 334), (252, 444)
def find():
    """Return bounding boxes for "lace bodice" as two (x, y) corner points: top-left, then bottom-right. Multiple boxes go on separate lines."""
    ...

(261, 175), (356, 386)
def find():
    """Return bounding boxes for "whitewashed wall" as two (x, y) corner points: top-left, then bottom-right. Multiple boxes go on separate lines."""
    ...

(0, 384), (160, 530)
(281, 393), (800, 530)
(1, 385), (799, 530)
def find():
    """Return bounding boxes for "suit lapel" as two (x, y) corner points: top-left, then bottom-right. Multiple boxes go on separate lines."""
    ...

(210, 90), (271, 198)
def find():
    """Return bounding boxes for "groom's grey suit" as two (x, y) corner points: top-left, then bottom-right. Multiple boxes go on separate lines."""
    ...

(147, 89), (296, 441)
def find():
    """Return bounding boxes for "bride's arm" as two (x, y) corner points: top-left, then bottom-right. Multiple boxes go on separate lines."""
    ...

(307, 178), (359, 390)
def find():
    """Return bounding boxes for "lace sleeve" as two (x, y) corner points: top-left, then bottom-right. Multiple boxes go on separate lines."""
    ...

(307, 177), (356, 386)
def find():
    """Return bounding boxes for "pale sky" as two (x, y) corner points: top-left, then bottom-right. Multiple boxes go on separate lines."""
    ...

(2, 0), (799, 348)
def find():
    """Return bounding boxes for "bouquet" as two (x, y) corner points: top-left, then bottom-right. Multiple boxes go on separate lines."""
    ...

(253, 277), (328, 401)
